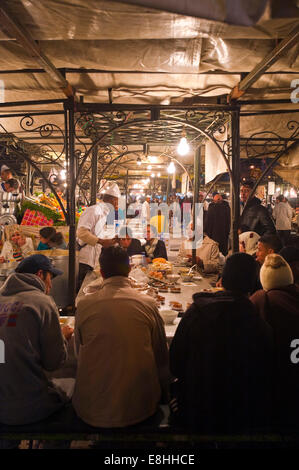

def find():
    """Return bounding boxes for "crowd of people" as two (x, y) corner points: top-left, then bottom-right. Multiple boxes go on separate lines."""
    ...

(0, 178), (299, 449)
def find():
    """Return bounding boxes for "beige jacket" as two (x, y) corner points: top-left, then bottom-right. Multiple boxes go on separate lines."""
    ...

(273, 201), (293, 230)
(179, 235), (220, 273)
(72, 276), (169, 427)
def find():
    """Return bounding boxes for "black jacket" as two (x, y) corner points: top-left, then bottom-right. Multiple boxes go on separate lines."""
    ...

(142, 239), (168, 260)
(169, 291), (274, 432)
(126, 238), (143, 257)
(205, 201), (231, 255)
(250, 285), (299, 427)
(240, 197), (276, 236)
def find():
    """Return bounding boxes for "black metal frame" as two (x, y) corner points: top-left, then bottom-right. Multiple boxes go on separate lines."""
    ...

(0, 97), (298, 309)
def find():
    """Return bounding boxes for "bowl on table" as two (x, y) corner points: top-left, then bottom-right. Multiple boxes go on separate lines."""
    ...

(166, 274), (180, 283)
(159, 309), (178, 325)
(181, 273), (194, 282)
(130, 254), (146, 266)
(178, 267), (190, 274)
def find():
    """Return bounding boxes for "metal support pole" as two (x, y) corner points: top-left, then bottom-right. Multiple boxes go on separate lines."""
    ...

(166, 174), (170, 202)
(125, 170), (129, 206)
(192, 146), (201, 266)
(64, 110), (70, 218)
(90, 145), (98, 206)
(230, 109), (240, 253)
(66, 100), (77, 310)
(25, 161), (31, 196)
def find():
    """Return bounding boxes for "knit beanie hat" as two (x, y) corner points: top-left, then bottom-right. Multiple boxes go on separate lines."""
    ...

(222, 252), (258, 293)
(260, 254), (294, 291)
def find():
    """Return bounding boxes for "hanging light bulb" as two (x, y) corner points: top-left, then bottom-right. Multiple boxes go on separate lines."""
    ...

(157, 172), (161, 177)
(151, 173), (155, 178)
(60, 169), (66, 180)
(167, 161), (175, 174)
(137, 157), (142, 166)
(147, 165), (152, 170)
(177, 128), (190, 156)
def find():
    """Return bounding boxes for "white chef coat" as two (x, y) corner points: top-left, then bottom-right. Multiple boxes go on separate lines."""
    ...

(77, 202), (111, 269)
(141, 200), (150, 221)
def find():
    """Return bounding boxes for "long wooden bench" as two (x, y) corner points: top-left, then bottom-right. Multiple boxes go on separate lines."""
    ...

(1, 405), (299, 449)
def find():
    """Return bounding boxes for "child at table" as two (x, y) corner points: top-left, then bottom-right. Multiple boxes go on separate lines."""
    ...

(37, 227), (67, 250)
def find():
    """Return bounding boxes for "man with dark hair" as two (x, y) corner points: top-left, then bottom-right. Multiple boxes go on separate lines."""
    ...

(73, 246), (169, 428)
(143, 224), (168, 262)
(3, 178), (19, 193)
(0, 254), (73, 428)
(256, 234), (283, 266)
(118, 225), (143, 257)
(239, 179), (276, 236)
(0, 165), (13, 185)
(170, 253), (273, 432)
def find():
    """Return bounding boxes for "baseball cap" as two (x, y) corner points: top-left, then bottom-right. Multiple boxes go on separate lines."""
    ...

(15, 254), (63, 278)
(100, 181), (121, 198)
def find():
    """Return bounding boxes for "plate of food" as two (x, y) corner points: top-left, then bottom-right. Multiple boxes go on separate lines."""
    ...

(169, 301), (183, 311)
(158, 286), (169, 293)
(148, 270), (164, 281)
(151, 258), (173, 273)
(170, 286), (181, 293)
(200, 287), (224, 293)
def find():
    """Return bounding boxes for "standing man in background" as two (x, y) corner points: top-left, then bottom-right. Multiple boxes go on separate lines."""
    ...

(239, 180), (276, 237)
(273, 194), (293, 246)
(205, 192), (231, 256)
(141, 195), (151, 223)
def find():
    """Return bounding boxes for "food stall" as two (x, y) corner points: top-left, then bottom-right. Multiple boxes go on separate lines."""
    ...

(0, 192), (80, 310)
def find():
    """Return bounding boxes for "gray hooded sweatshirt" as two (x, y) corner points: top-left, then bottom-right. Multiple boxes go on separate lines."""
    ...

(0, 273), (68, 425)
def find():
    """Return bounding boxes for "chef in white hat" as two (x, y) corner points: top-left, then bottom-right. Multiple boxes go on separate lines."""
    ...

(76, 181), (121, 288)
(0, 165), (13, 191)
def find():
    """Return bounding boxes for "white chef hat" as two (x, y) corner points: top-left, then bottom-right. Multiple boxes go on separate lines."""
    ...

(100, 181), (121, 198)
(0, 164), (10, 173)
